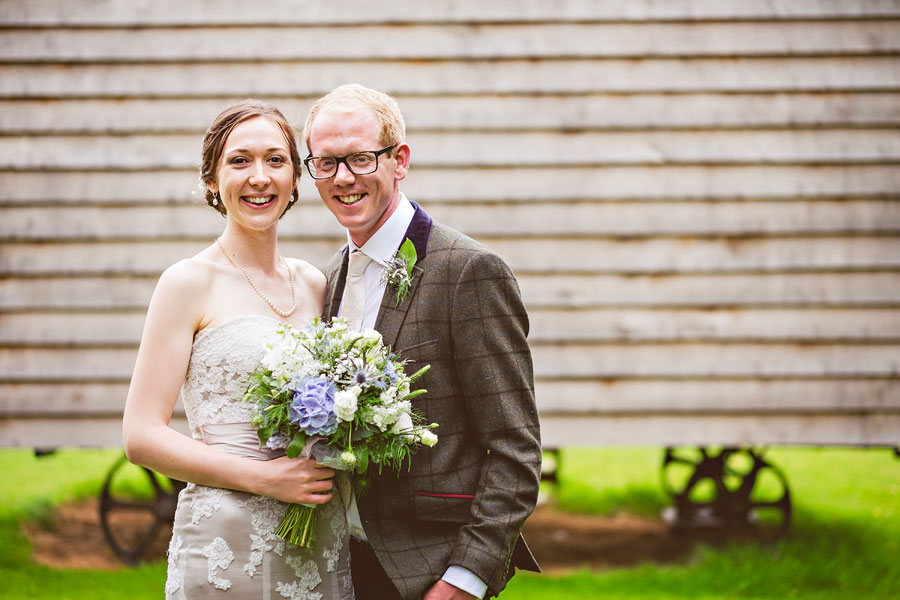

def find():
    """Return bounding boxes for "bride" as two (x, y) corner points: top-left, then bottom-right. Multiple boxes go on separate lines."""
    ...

(122, 100), (353, 599)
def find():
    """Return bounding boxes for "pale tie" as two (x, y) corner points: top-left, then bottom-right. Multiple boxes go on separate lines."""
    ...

(342, 250), (372, 331)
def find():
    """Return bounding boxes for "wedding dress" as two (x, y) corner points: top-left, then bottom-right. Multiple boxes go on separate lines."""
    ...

(164, 315), (354, 600)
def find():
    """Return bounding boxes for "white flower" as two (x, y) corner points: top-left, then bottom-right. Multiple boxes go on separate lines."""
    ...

(361, 329), (382, 345)
(419, 430), (438, 447)
(370, 404), (401, 431)
(333, 389), (358, 422)
(390, 412), (415, 440)
(260, 331), (316, 381)
(340, 451), (357, 468)
(379, 387), (398, 406)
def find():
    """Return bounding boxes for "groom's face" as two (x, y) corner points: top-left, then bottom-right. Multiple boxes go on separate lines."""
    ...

(307, 107), (409, 247)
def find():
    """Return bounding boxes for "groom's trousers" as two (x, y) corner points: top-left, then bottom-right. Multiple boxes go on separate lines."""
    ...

(350, 538), (403, 600)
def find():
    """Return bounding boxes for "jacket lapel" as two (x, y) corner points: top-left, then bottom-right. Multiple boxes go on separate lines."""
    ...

(375, 202), (432, 349)
(324, 245), (350, 320)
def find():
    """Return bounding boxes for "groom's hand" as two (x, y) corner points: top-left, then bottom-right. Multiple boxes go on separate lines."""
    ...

(423, 580), (477, 600)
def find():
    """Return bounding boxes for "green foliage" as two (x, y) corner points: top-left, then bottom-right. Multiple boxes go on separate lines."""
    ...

(383, 238), (417, 306)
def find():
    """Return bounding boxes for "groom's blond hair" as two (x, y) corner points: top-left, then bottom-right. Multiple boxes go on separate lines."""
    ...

(302, 84), (406, 153)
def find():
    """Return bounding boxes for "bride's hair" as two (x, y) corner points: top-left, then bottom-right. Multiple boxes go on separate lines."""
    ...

(199, 99), (302, 217)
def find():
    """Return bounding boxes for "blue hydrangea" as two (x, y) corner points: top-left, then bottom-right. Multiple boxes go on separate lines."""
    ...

(288, 376), (338, 436)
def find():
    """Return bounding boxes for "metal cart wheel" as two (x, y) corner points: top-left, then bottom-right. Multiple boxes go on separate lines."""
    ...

(98, 453), (185, 565)
(661, 446), (791, 542)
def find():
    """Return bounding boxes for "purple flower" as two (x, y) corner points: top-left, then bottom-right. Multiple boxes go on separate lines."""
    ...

(288, 376), (338, 436)
(384, 361), (398, 383)
(265, 430), (290, 450)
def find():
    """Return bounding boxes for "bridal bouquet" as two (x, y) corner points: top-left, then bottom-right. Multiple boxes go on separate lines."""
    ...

(244, 316), (436, 547)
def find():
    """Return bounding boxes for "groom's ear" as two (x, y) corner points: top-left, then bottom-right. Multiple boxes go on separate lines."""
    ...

(393, 143), (411, 181)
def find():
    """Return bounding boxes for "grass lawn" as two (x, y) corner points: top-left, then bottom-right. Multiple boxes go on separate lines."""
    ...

(1, 446), (898, 599)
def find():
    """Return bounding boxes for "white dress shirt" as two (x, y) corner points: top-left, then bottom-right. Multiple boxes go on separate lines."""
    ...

(337, 194), (487, 599)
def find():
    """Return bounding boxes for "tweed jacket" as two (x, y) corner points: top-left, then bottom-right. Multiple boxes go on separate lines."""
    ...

(323, 204), (542, 599)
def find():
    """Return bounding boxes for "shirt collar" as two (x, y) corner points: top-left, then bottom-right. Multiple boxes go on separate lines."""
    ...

(348, 194), (415, 266)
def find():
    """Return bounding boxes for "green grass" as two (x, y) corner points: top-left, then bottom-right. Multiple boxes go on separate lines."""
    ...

(505, 446), (900, 600)
(1, 446), (898, 599)
(0, 449), (167, 599)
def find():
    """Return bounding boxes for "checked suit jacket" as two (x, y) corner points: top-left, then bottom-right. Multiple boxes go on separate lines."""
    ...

(323, 203), (542, 599)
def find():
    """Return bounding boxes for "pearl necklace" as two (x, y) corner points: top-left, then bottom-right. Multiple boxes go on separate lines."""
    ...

(216, 238), (297, 318)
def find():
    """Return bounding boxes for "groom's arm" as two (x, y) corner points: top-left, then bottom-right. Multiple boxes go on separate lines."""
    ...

(446, 249), (542, 596)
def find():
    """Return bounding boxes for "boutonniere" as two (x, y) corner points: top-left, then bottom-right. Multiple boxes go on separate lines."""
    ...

(382, 238), (417, 306)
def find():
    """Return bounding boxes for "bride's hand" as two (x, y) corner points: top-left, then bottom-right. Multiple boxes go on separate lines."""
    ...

(254, 456), (335, 504)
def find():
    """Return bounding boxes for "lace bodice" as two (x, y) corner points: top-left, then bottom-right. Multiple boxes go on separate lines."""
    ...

(181, 315), (282, 439)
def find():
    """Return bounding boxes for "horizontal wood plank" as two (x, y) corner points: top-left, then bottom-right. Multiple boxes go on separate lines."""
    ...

(529, 308), (900, 342)
(530, 343), (900, 378)
(4, 94), (900, 135)
(534, 379), (900, 413)
(4, 22), (900, 63)
(5, 200), (900, 241)
(4, 343), (898, 380)
(3, 0), (899, 26)
(5, 379), (897, 417)
(1, 382), (131, 414)
(2, 166), (899, 204)
(4, 272), (898, 311)
(3, 58), (899, 99)
(2, 413), (895, 448)
(517, 272), (900, 308)
(0, 417), (189, 448)
(5, 129), (900, 170)
(4, 237), (900, 276)
(4, 308), (899, 346)
(539, 413), (900, 446)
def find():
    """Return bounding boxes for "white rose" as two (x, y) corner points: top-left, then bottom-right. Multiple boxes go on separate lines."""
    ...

(333, 389), (358, 422)
(390, 412), (414, 439)
(419, 430), (438, 447)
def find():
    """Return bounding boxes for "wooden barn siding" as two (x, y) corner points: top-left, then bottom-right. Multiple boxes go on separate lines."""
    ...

(1, 0), (899, 448)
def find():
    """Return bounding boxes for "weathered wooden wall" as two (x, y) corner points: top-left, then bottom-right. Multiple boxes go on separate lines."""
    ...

(1, 0), (899, 449)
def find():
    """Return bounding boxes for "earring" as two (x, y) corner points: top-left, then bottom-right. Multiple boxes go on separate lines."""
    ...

(212, 192), (219, 206)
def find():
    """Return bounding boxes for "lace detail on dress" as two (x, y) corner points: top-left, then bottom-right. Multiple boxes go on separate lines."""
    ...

(238, 494), (288, 576)
(277, 556), (324, 600)
(181, 316), (282, 438)
(323, 499), (346, 572)
(191, 486), (230, 524)
(165, 535), (183, 595)
(203, 537), (235, 591)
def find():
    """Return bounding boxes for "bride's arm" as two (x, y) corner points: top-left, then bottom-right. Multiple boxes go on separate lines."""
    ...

(122, 259), (333, 505)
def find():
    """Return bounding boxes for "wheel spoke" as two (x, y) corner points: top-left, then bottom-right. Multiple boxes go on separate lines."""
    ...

(102, 497), (160, 512)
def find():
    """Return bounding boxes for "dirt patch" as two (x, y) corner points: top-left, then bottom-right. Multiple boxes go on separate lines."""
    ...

(21, 497), (172, 570)
(22, 498), (694, 571)
(522, 505), (695, 572)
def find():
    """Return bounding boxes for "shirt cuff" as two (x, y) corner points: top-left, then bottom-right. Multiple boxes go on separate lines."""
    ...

(442, 566), (488, 599)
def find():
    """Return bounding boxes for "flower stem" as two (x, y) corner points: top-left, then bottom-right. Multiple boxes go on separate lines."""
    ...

(276, 503), (316, 547)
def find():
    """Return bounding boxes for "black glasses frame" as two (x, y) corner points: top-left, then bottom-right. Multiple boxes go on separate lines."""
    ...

(303, 144), (397, 179)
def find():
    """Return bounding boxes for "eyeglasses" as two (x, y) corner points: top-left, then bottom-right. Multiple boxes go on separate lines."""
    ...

(304, 145), (396, 179)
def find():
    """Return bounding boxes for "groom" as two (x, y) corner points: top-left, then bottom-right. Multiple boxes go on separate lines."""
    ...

(302, 84), (542, 600)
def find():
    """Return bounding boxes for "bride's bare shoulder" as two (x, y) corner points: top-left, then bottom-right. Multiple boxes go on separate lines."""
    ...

(153, 252), (221, 304)
(287, 257), (326, 291)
